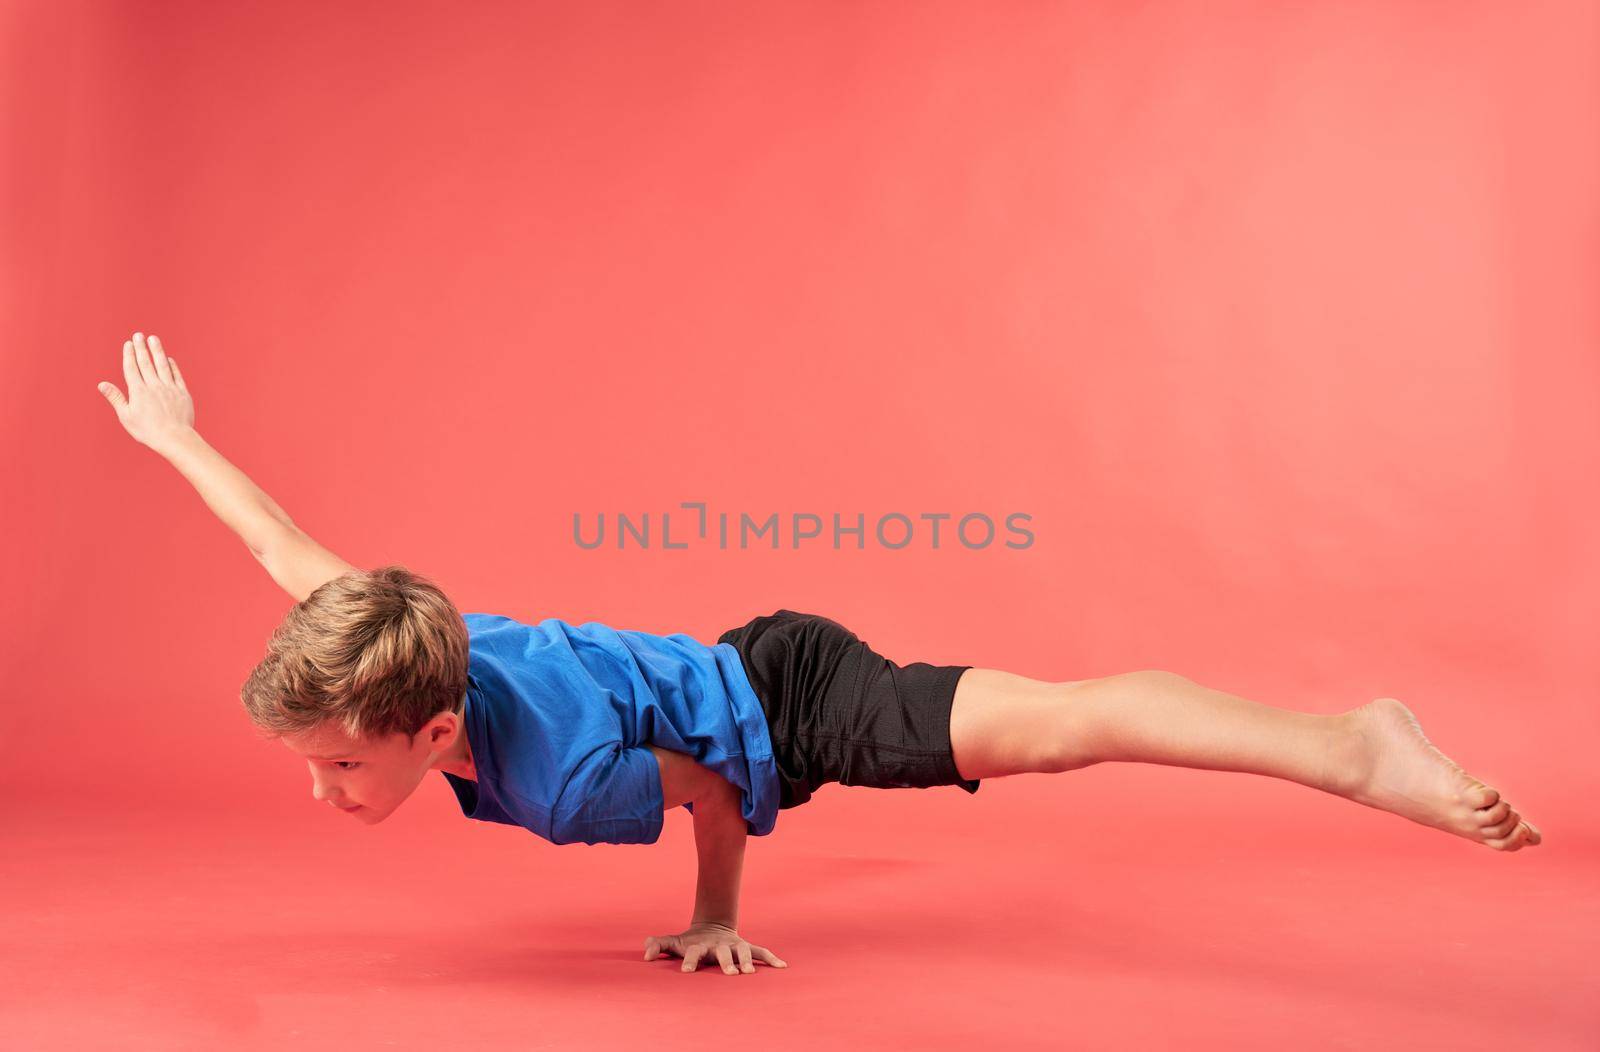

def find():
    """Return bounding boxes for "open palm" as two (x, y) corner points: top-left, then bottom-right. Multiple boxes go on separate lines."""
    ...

(97, 332), (194, 450)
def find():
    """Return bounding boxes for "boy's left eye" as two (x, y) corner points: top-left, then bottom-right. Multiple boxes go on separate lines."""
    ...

(335, 761), (361, 770)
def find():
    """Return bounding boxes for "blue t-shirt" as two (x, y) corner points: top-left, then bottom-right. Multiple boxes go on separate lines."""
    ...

(441, 613), (781, 846)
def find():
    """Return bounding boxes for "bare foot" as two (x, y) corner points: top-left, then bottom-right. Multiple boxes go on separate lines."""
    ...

(1335, 698), (1543, 852)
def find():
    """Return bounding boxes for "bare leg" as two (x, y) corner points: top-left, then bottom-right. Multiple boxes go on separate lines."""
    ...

(948, 669), (1543, 852)
(1079, 671), (1351, 793)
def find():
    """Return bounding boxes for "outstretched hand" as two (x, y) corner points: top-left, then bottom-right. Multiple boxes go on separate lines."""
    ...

(97, 332), (195, 451)
(644, 922), (788, 975)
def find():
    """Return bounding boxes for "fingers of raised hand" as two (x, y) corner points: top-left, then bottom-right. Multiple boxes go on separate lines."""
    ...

(131, 332), (158, 385)
(122, 339), (142, 391)
(146, 333), (175, 385)
(129, 332), (175, 385)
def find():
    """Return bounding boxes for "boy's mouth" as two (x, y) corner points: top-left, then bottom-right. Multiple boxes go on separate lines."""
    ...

(337, 804), (362, 812)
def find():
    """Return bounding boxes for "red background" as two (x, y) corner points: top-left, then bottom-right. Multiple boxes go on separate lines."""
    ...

(4, 1), (1596, 1048)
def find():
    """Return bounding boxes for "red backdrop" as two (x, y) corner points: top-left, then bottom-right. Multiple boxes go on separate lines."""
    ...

(3, 2), (1595, 1049)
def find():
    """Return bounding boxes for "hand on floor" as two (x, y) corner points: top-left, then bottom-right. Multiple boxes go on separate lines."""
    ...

(644, 922), (788, 975)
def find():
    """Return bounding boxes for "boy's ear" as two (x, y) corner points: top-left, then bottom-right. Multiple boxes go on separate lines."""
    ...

(423, 711), (461, 749)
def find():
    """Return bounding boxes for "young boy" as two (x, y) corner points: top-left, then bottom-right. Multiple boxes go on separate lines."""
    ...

(98, 332), (1543, 977)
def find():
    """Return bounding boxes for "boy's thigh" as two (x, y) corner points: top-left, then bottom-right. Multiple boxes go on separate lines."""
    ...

(948, 668), (1099, 779)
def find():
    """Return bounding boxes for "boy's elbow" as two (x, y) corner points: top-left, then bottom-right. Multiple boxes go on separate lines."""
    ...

(650, 744), (737, 811)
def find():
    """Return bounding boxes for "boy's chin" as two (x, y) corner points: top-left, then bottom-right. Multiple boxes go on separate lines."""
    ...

(334, 804), (389, 824)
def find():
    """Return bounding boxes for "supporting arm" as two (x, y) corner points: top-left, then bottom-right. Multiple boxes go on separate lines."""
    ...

(645, 745), (750, 931)
(689, 779), (748, 931)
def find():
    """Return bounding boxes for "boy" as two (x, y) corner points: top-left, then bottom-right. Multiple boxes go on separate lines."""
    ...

(97, 332), (1543, 977)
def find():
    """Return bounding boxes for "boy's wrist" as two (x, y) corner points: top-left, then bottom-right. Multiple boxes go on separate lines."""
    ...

(147, 424), (200, 458)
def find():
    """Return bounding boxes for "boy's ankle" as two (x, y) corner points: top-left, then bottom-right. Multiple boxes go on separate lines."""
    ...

(1320, 709), (1376, 800)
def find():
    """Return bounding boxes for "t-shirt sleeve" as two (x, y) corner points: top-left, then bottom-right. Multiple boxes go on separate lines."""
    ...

(550, 742), (664, 846)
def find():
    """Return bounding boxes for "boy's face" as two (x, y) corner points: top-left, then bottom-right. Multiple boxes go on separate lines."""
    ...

(279, 713), (461, 825)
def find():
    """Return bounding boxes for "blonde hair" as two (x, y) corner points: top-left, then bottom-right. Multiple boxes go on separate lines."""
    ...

(240, 565), (469, 743)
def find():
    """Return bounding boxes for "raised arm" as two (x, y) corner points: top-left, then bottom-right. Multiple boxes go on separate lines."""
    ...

(97, 331), (357, 602)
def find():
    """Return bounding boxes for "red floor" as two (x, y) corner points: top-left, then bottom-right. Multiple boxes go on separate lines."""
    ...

(3, 764), (1594, 1051)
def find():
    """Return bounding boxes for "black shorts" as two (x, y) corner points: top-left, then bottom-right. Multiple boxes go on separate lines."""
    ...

(716, 608), (981, 809)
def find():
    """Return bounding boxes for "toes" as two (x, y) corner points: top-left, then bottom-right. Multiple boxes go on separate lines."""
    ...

(1482, 812), (1522, 840)
(1469, 793), (1541, 850)
(1485, 821), (1532, 852)
(1476, 801), (1510, 826)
